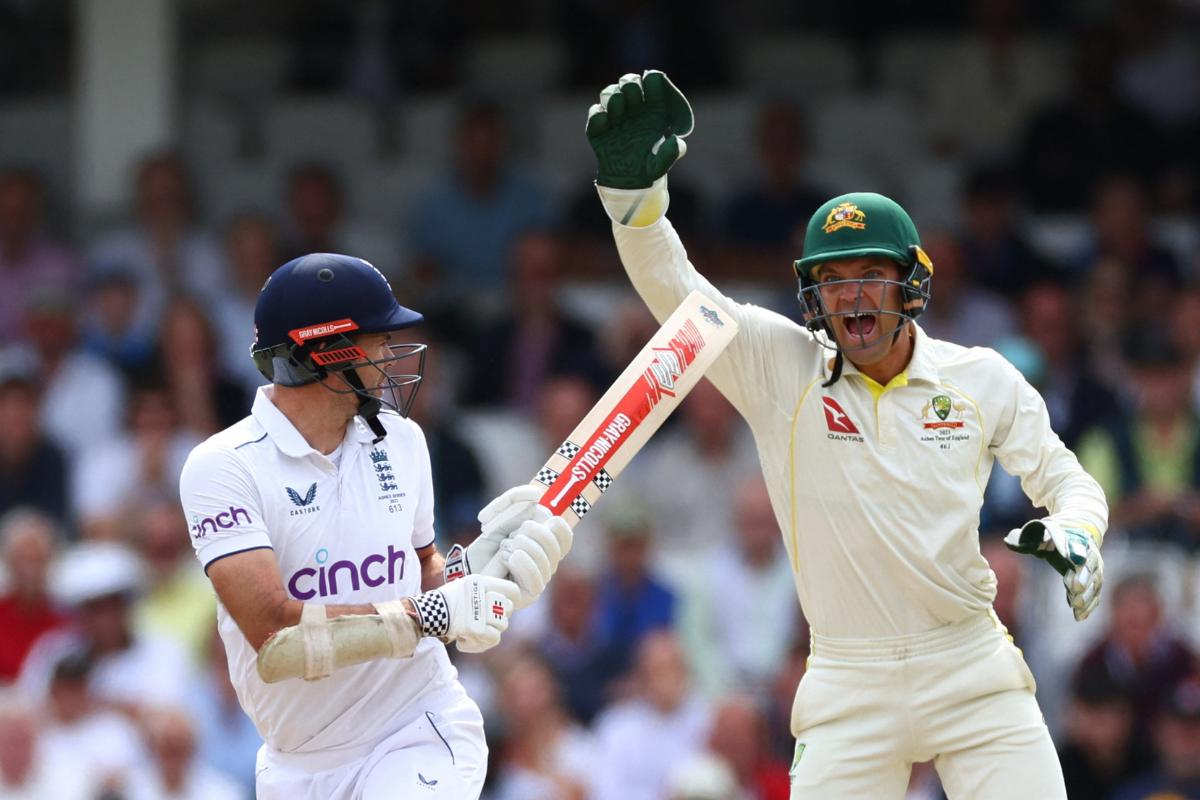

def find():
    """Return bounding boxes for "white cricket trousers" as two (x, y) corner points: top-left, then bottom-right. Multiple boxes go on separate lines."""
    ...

(788, 610), (1066, 799)
(255, 680), (488, 800)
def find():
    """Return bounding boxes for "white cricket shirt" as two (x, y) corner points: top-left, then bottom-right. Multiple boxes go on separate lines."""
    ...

(607, 213), (1108, 638)
(179, 388), (455, 753)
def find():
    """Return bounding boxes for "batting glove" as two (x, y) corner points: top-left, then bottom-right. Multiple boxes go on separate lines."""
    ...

(1004, 519), (1104, 621)
(444, 485), (546, 581)
(587, 70), (693, 190)
(407, 574), (520, 654)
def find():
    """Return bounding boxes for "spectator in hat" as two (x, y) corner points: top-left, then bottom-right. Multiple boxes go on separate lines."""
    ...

(0, 509), (68, 679)
(1113, 673), (1200, 800)
(18, 541), (191, 714)
(0, 366), (69, 524)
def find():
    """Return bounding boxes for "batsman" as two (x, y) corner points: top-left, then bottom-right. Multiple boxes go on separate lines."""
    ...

(585, 71), (1107, 799)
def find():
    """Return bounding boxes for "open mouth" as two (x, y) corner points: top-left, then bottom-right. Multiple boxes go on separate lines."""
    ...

(844, 313), (877, 339)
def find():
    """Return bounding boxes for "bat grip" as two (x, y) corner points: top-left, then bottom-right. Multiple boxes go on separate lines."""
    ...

(479, 556), (510, 579)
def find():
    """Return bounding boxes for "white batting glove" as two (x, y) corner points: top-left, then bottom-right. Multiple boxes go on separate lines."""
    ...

(490, 515), (573, 610)
(1004, 519), (1104, 621)
(407, 574), (520, 654)
(443, 485), (546, 581)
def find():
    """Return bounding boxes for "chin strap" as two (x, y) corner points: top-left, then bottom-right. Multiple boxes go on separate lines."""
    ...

(342, 371), (388, 443)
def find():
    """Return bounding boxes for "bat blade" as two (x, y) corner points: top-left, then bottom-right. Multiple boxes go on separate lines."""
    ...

(525, 290), (737, 528)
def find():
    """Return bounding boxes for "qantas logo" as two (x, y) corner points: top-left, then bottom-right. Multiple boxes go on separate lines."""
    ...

(822, 396), (863, 442)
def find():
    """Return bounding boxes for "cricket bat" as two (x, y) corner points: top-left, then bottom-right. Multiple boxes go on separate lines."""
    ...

(483, 289), (739, 577)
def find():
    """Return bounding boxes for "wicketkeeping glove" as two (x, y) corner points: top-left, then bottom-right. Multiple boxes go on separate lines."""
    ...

(1004, 519), (1104, 621)
(587, 70), (694, 190)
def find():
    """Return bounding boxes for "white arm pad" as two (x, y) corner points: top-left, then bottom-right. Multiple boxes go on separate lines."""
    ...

(256, 602), (420, 684)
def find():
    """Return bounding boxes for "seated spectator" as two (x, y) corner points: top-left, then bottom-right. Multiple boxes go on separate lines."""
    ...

(959, 165), (1060, 300)
(0, 167), (78, 341)
(1077, 334), (1200, 549)
(705, 694), (791, 800)
(132, 496), (216, 664)
(914, 230), (1014, 348)
(211, 213), (281, 395)
(88, 151), (230, 334)
(0, 509), (68, 680)
(71, 378), (199, 540)
(125, 706), (243, 800)
(0, 688), (95, 799)
(157, 295), (252, 434)
(20, 541), (192, 713)
(721, 101), (827, 259)
(40, 651), (146, 795)
(593, 503), (676, 674)
(188, 628), (261, 797)
(409, 100), (553, 292)
(591, 631), (712, 800)
(1072, 575), (1197, 740)
(680, 476), (799, 697)
(1058, 669), (1154, 800)
(490, 650), (595, 800)
(80, 267), (157, 378)
(0, 366), (69, 523)
(534, 565), (622, 726)
(1113, 673), (1200, 800)
(1168, 288), (1200, 413)
(462, 229), (608, 410)
(665, 753), (739, 800)
(22, 284), (125, 456)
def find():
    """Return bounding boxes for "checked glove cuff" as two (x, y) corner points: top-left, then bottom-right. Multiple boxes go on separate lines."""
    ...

(411, 590), (450, 638)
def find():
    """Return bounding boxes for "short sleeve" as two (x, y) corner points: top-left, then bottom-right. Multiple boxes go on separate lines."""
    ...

(409, 422), (437, 550)
(179, 443), (272, 570)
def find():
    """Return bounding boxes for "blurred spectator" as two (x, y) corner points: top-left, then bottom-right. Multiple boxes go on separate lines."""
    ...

(665, 753), (740, 800)
(132, 496), (216, 664)
(188, 629), (261, 797)
(125, 706), (243, 800)
(1111, 0), (1199, 127)
(88, 151), (230, 335)
(680, 476), (799, 698)
(19, 541), (191, 712)
(490, 650), (595, 800)
(914, 230), (1014, 348)
(535, 565), (622, 725)
(0, 367), (69, 524)
(765, 640), (809, 764)
(1019, 281), (1122, 450)
(464, 229), (607, 409)
(23, 284), (125, 456)
(705, 694), (791, 800)
(721, 102), (827, 254)
(593, 502), (676, 674)
(590, 631), (712, 800)
(211, 214), (281, 395)
(0, 688), (94, 799)
(1072, 575), (1197, 739)
(0, 167), (78, 341)
(1058, 669), (1153, 800)
(157, 295), (252, 435)
(958, 165), (1058, 300)
(280, 163), (395, 278)
(1077, 334), (1200, 549)
(71, 378), (199, 540)
(405, 339), (484, 548)
(1113, 673), (1200, 800)
(1017, 26), (1164, 212)
(1078, 257), (1136, 390)
(40, 651), (146, 794)
(1169, 288), (1200, 412)
(615, 379), (759, 575)
(409, 100), (553, 291)
(81, 267), (158, 378)
(0, 509), (67, 680)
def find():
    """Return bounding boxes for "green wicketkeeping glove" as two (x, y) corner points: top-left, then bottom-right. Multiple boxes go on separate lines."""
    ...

(1004, 519), (1104, 621)
(586, 70), (694, 190)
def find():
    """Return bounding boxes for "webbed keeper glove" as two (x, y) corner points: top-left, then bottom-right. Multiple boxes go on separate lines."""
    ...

(1004, 520), (1104, 621)
(587, 70), (693, 227)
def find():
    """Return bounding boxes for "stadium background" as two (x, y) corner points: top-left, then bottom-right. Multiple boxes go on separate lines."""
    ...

(1, 0), (1199, 798)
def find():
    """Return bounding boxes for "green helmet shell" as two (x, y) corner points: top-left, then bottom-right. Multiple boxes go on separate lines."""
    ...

(794, 192), (921, 278)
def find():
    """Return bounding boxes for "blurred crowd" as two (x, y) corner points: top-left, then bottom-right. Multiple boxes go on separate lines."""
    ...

(3, 1), (1200, 799)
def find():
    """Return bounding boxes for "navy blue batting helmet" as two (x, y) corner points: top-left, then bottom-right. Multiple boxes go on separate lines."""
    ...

(251, 254), (426, 433)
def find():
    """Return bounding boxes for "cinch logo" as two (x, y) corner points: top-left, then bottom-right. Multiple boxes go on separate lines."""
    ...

(287, 545), (407, 600)
(190, 506), (251, 539)
(822, 396), (860, 434)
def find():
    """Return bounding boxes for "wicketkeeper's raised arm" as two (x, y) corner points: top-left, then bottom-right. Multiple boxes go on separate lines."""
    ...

(587, 70), (815, 416)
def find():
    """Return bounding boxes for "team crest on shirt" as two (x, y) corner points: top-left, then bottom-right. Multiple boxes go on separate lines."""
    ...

(919, 393), (971, 449)
(370, 447), (406, 512)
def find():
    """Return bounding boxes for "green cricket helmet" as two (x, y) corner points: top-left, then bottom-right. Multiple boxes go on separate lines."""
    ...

(793, 192), (934, 344)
